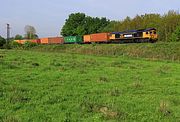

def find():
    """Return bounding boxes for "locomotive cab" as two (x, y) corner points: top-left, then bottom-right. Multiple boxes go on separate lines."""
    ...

(142, 28), (158, 41)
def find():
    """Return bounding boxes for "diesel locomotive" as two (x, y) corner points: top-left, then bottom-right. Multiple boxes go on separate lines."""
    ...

(109, 28), (158, 43)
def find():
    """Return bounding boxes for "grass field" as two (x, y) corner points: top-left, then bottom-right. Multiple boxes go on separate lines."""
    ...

(0, 48), (180, 121)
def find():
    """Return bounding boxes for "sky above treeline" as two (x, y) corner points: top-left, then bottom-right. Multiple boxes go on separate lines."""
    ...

(0, 0), (180, 38)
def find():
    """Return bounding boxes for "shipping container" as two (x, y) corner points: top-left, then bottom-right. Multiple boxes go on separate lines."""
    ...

(64, 36), (83, 43)
(48, 37), (64, 44)
(40, 38), (48, 44)
(90, 33), (110, 42)
(40, 37), (64, 44)
(83, 35), (91, 43)
(30, 39), (41, 44)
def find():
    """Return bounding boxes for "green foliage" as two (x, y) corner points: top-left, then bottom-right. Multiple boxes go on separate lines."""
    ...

(61, 13), (110, 36)
(23, 41), (38, 49)
(0, 36), (6, 47)
(0, 50), (180, 121)
(171, 26), (180, 42)
(2, 43), (12, 49)
(102, 10), (180, 42)
(14, 34), (23, 40)
(9, 41), (22, 48)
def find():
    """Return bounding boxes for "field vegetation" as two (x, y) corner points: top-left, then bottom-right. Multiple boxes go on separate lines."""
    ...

(33, 42), (180, 62)
(0, 45), (180, 121)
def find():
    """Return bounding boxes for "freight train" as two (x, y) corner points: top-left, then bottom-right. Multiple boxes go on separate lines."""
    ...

(14, 28), (158, 44)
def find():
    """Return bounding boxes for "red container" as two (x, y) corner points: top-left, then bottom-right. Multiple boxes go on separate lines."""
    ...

(90, 33), (110, 42)
(40, 37), (64, 44)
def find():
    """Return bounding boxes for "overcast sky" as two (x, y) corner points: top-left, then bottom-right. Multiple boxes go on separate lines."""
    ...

(0, 0), (180, 38)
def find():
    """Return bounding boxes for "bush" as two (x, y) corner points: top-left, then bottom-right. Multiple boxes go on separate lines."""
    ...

(23, 41), (38, 49)
(171, 26), (180, 42)
(0, 36), (6, 47)
(3, 43), (12, 49)
(9, 41), (22, 48)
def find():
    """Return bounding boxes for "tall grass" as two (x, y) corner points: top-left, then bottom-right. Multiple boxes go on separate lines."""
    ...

(32, 42), (180, 62)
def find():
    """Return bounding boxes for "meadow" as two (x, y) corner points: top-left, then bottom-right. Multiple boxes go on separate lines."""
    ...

(0, 45), (180, 121)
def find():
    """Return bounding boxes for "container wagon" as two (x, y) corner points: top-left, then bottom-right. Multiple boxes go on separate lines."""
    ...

(90, 33), (110, 43)
(40, 37), (64, 44)
(83, 35), (91, 43)
(64, 36), (83, 44)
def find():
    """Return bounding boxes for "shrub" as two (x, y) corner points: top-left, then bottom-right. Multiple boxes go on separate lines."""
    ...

(9, 41), (22, 48)
(171, 26), (180, 42)
(3, 43), (12, 49)
(23, 41), (38, 49)
(0, 36), (6, 47)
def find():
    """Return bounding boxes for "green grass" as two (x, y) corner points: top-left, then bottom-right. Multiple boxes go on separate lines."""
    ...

(0, 49), (180, 122)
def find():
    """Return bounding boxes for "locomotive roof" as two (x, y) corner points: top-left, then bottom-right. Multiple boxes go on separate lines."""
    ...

(111, 28), (156, 34)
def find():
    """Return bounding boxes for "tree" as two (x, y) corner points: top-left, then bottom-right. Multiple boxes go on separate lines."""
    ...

(24, 25), (38, 39)
(61, 13), (86, 36)
(14, 34), (23, 40)
(61, 13), (110, 36)
(0, 36), (6, 47)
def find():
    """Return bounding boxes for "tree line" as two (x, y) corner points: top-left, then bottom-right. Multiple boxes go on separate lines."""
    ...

(61, 11), (180, 42)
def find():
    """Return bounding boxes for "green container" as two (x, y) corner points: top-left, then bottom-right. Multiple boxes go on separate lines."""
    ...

(64, 36), (83, 43)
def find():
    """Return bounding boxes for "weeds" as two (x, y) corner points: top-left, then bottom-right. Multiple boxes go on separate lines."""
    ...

(156, 65), (171, 74)
(159, 101), (171, 116)
(2, 116), (20, 122)
(0, 60), (19, 69)
(32, 62), (39, 67)
(99, 106), (118, 119)
(108, 88), (122, 96)
(9, 86), (30, 104)
(98, 76), (109, 83)
(50, 59), (62, 67)
(171, 98), (180, 106)
(131, 82), (142, 89)
(132, 76), (143, 89)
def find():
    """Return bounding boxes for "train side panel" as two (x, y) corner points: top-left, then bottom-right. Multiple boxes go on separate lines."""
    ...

(90, 33), (110, 42)
(48, 37), (64, 44)
(83, 35), (91, 43)
(64, 36), (83, 43)
(40, 38), (49, 44)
